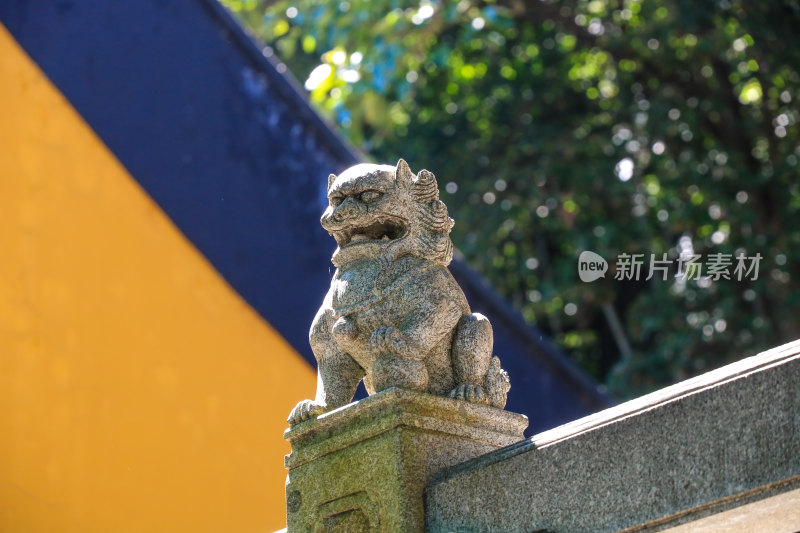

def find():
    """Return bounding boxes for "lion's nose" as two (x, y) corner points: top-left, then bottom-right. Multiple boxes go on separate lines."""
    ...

(333, 197), (361, 221)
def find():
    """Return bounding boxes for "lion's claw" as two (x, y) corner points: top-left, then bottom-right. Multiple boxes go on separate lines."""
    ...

(449, 383), (488, 404)
(287, 399), (327, 426)
(369, 326), (408, 356)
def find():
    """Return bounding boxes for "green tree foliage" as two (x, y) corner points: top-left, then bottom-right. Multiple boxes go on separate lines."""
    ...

(222, 0), (800, 398)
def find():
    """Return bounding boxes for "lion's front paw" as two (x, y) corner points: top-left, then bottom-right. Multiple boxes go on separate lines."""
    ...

(369, 326), (410, 356)
(449, 383), (488, 404)
(287, 399), (327, 426)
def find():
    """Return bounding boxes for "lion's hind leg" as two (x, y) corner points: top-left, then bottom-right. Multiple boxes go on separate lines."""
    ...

(449, 313), (493, 404)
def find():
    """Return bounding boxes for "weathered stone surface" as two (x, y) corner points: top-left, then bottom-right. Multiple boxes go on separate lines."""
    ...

(424, 339), (800, 532)
(288, 160), (511, 426)
(284, 387), (528, 532)
(655, 485), (800, 533)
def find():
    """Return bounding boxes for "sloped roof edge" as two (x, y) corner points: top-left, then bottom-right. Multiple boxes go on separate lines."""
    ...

(199, 0), (365, 165)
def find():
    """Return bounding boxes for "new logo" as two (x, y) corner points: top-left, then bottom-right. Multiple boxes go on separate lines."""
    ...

(578, 251), (608, 282)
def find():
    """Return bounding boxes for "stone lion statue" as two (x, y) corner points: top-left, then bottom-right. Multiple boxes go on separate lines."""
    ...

(288, 160), (510, 425)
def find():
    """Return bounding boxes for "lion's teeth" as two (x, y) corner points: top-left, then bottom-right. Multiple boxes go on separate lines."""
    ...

(381, 235), (390, 241)
(351, 234), (368, 242)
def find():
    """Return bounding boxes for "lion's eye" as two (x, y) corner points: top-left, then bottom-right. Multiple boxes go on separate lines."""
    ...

(360, 190), (382, 203)
(330, 196), (344, 207)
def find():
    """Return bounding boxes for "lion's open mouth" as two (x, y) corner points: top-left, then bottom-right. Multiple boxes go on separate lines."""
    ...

(333, 219), (406, 247)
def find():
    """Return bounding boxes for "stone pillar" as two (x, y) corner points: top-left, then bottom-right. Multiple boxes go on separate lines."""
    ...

(284, 387), (528, 532)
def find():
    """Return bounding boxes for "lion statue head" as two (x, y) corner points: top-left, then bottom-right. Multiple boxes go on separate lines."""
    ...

(322, 159), (454, 269)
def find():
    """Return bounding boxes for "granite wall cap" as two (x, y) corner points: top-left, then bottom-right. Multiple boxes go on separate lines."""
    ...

(425, 339), (800, 533)
(285, 387), (528, 469)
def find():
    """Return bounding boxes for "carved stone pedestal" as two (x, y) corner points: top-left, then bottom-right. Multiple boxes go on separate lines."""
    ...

(284, 387), (527, 532)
